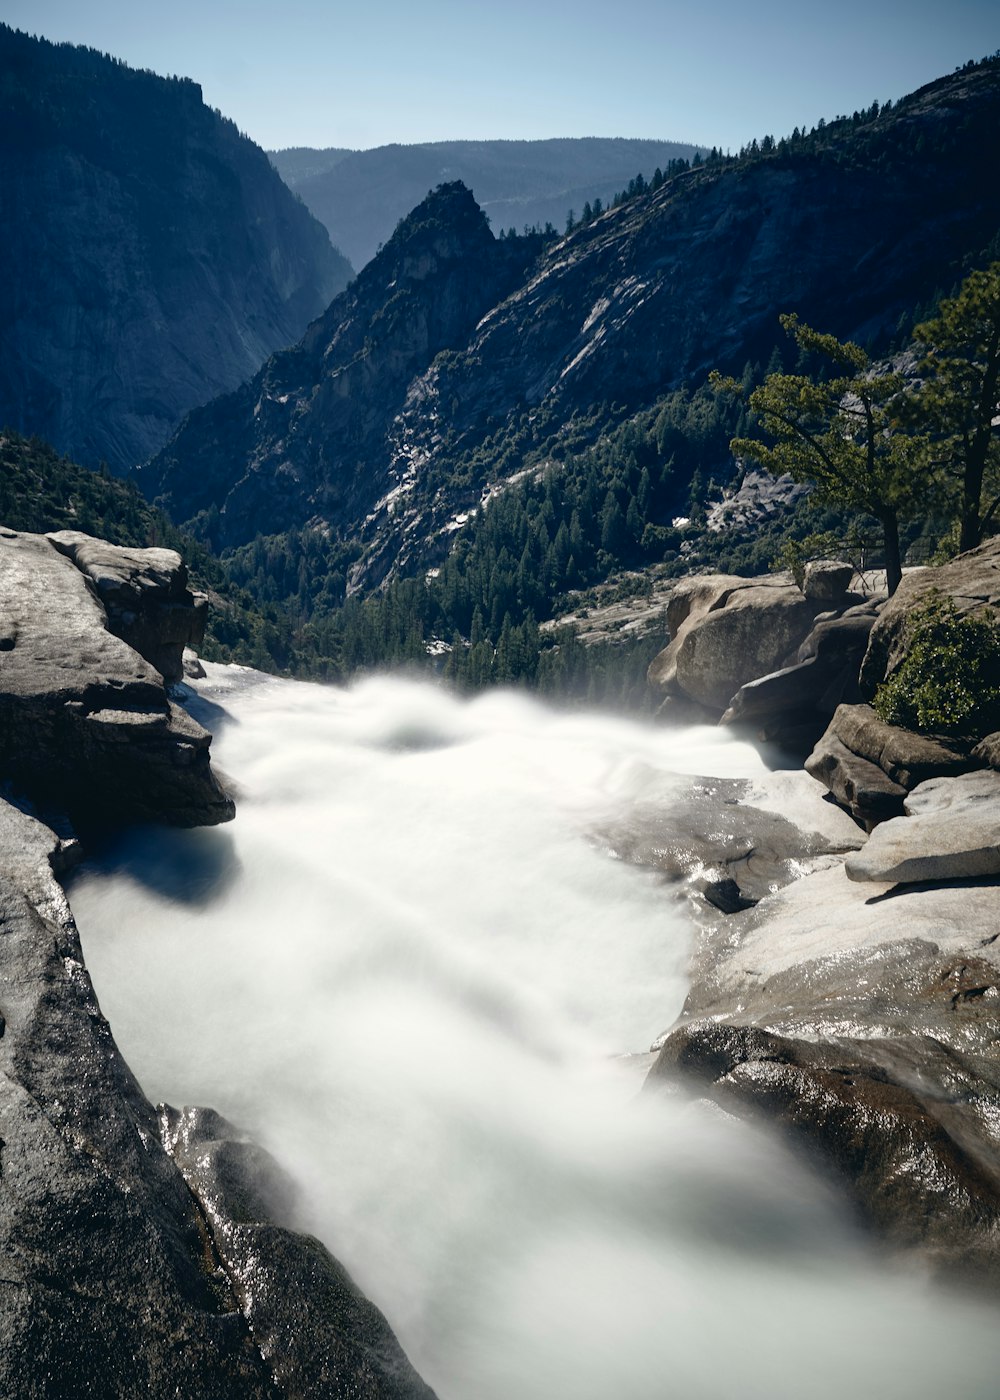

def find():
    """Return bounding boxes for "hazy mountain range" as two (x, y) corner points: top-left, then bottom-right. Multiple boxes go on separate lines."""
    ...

(269, 137), (702, 268)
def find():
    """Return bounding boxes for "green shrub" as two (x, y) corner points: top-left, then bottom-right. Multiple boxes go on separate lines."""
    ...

(873, 595), (1000, 738)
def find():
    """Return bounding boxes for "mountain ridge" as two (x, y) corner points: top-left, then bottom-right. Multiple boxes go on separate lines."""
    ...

(147, 56), (1000, 607)
(270, 136), (702, 269)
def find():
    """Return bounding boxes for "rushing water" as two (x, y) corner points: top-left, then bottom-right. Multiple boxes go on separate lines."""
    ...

(73, 667), (999, 1399)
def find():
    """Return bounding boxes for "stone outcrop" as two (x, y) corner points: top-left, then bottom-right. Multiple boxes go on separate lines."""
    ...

(845, 770), (1000, 883)
(720, 602), (880, 740)
(645, 850), (1000, 1284)
(0, 796), (433, 1398)
(647, 573), (816, 712)
(0, 532), (434, 1395)
(0, 528), (232, 829)
(47, 530), (207, 684)
(860, 536), (1000, 695)
(804, 703), (972, 827)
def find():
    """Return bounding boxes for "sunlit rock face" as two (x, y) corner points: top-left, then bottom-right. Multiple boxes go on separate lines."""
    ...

(0, 26), (351, 473)
(0, 528), (232, 829)
(73, 668), (1000, 1400)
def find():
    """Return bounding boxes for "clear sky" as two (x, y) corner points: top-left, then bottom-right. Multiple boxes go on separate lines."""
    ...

(3, 0), (998, 153)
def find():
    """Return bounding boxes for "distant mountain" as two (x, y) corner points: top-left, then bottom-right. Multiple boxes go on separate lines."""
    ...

(149, 57), (1000, 609)
(0, 26), (353, 473)
(269, 137), (702, 269)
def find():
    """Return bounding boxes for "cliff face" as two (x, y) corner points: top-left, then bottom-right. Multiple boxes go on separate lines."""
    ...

(141, 181), (544, 546)
(0, 25), (352, 474)
(146, 61), (1000, 590)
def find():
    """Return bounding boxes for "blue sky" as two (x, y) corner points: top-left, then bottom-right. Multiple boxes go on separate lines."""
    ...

(3, 0), (998, 152)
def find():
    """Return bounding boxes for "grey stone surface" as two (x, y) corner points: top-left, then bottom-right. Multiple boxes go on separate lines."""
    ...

(0, 530), (232, 828)
(845, 770), (1000, 884)
(645, 853), (1000, 1283)
(802, 559), (854, 602)
(648, 573), (816, 712)
(48, 530), (207, 683)
(601, 766), (863, 913)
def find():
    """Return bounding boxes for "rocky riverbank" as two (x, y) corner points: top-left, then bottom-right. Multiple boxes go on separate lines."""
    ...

(0, 528), (434, 1397)
(644, 539), (1000, 1286)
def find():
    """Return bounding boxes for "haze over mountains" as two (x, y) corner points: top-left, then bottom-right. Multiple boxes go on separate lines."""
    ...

(0, 25), (351, 473)
(269, 137), (701, 269)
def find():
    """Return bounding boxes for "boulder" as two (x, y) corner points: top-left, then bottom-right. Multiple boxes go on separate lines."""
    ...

(973, 731), (1000, 770)
(846, 770), (1000, 883)
(0, 796), (434, 1398)
(805, 703), (972, 826)
(47, 530), (207, 684)
(720, 605), (882, 748)
(0, 529), (232, 829)
(804, 730), (907, 826)
(648, 573), (749, 696)
(802, 558), (854, 603)
(860, 536), (1000, 695)
(648, 573), (815, 712)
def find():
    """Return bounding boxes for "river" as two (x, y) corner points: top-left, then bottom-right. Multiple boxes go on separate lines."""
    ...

(71, 666), (999, 1399)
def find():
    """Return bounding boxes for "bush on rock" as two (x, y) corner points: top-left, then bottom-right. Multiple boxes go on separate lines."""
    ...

(873, 595), (1000, 738)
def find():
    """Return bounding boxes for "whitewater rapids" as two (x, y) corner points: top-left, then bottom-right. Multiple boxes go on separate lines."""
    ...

(72, 667), (999, 1399)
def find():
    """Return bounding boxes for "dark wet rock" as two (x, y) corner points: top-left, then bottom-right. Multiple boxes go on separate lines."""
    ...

(163, 1107), (436, 1399)
(698, 875), (758, 914)
(47, 530), (207, 683)
(646, 851), (1000, 1283)
(846, 770), (1000, 883)
(0, 530), (232, 828)
(649, 1021), (1000, 1284)
(805, 703), (973, 827)
(860, 537), (1000, 696)
(0, 796), (433, 1397)
(802, 559), (854, 603)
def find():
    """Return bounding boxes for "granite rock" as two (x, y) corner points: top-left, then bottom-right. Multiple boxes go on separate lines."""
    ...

(805, 703), (973, 826)
(648, 573), (816, 712)
(0, 529), (232, 828)
(802, 559), (854, 603)
(646, 855), (1000, 1283)
(47, 530), (207, 683)
(845, 771), (1000, 883)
